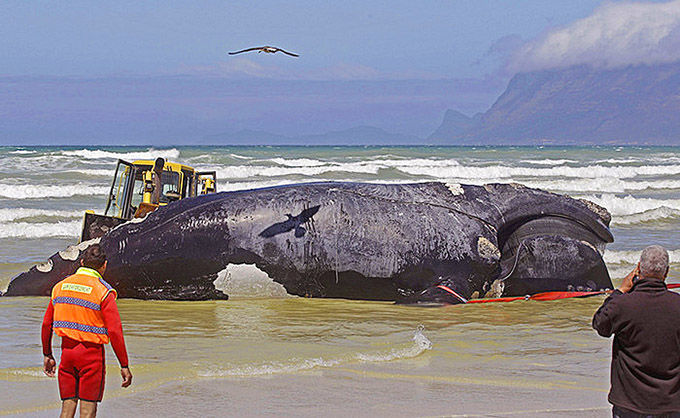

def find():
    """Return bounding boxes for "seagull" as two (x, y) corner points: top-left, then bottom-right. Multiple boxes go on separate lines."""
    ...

(228, 46), (299, 57)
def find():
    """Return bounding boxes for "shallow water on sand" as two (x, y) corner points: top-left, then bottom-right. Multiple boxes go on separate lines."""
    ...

(2, 295), (623, 417)
(1, 146), (679, 416)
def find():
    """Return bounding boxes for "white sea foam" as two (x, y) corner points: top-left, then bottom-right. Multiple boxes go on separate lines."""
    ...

(0, 184), (109, 199)
(214, 163), (381, 179)
(199, 327), (431, 377)
(612, 207), (680, 225)
(438, 177), (680, 193)
(524, 178), (680, 193)
(368, 158), (461, 168)
(604, 249), (680, 265)
(200, 357), (341, 377)
(398, 163), (680, 180)
(595, 158), (640, 164)
(209, 160), (680, 183)
(61, 148), (180, 160)
(8, 150), (36, 155)
(579, 194), (680, 217)
(521, 159), (577, 166)
(268, 157), (328, 167)
(356, 326), (432, 362)
(68, 169), (114, 177)
(0, 208), (81, 222)
(0, 221), (80, 239)
(229, 153), (253, 160)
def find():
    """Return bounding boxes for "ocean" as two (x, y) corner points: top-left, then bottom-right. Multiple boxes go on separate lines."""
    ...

(0, 145), (678, 417)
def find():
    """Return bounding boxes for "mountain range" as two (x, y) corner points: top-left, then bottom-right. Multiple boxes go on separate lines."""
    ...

(428, 62), (680, 145)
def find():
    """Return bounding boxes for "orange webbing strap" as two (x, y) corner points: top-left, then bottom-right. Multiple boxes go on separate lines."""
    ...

(461, 283), (680, 305)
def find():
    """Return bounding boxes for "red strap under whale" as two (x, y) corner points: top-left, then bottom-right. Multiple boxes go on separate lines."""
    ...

(443, 283), (680, 304)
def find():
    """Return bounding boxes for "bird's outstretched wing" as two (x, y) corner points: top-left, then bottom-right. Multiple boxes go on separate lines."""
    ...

(277, 48), (299, 57)
(299, 205), (320, 220)
(228, 46), (264, 55)
(259, 217), (296, 238)
(259, 205), (320, 238)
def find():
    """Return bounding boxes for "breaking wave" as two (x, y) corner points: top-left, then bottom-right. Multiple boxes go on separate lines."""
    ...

(0, 184), (109, 199)
(68, 169), (114, 177)
(612, 207), (680, 226)
(214, 163), (381, 179)
(199, 327), (432, 377)
(267, 157), (328, 167)
(356, 326), (432, 362)
(0, 208), (81, 222)
(0, 221), (80, 239)
(604, 249), (680, 265)
(579, 194), (680, 217)
(61, 148), (180, 161)
(521, 159), (577, 165)
(398, 163), (680, 180)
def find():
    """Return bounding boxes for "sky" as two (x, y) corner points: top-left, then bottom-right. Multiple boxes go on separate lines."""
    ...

(1, 0), (678, 144)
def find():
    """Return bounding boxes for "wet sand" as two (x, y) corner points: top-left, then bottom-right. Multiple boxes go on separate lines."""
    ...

(10, 368), (611, 417)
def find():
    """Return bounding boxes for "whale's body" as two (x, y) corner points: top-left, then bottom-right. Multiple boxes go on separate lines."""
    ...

(4, 182), (614, 303)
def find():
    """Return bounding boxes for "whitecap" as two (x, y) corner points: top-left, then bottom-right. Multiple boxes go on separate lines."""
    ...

(67, 169), (114, 177)
(229, 153), (253, 160)
(612, 207), (680, 226)
(0, 208), (81, 222)
(61, 148), (180, 161)
(520, 159), (577, 166)
(398, 164), (680, 180)
(604, 249), (680, 265)
(0, 221), (80, 239)
(212, 163), (380, 179)
(267, 157), (328, 167)
(578, 194), (680, 217)
(0, 184), (109, 199)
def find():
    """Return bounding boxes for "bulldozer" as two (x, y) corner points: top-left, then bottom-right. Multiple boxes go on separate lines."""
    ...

(80, 158), (217, 242)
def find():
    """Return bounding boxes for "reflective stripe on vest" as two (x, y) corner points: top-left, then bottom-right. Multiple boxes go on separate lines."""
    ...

(52, 320), (108, 335)
(51, 267), (116, 344)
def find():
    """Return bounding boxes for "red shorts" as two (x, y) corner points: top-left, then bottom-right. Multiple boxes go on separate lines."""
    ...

(58, 337), (106, 402)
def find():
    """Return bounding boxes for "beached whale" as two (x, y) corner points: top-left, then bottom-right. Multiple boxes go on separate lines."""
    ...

(3, 182), (614, 303)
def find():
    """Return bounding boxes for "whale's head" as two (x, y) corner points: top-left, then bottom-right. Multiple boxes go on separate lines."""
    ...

(398, 183), (614, 304)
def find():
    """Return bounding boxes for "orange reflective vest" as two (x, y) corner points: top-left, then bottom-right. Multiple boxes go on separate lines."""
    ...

(50, 267), (117, 344)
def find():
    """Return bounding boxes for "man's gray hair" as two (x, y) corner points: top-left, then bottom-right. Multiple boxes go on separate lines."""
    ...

(639, 245), (669, 278)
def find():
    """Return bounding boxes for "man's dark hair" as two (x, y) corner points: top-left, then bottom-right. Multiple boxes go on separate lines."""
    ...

(80, 244), (107, 270)
(153, 157), (165, 172)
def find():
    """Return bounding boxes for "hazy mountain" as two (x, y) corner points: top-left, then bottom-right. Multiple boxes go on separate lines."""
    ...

(429, 62), (680, 145)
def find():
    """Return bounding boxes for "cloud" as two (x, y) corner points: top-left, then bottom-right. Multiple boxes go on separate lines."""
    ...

(510, 0), (680, 73)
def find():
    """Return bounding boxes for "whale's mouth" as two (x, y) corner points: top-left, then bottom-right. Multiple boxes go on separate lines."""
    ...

(497, 215), (613, 295)
(397, 212), (614, 305)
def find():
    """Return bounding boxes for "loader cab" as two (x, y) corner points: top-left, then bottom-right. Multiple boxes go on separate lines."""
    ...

(81, 158), (217, 242)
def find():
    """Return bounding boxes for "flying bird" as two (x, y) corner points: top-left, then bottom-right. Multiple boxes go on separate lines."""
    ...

(228, 46), (299, 57)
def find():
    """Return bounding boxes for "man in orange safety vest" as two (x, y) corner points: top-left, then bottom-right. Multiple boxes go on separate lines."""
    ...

(42, 244), (132, 418)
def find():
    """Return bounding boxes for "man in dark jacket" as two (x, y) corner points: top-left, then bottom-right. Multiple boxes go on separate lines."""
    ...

(593, 245), (680, 418)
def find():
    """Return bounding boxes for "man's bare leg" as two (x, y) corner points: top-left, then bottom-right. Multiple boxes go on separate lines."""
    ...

(60, 399), (78, 418)
(79, 400), (97, 418)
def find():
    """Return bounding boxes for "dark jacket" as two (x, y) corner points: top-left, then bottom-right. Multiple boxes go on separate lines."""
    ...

(592, 277), (680, 414)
